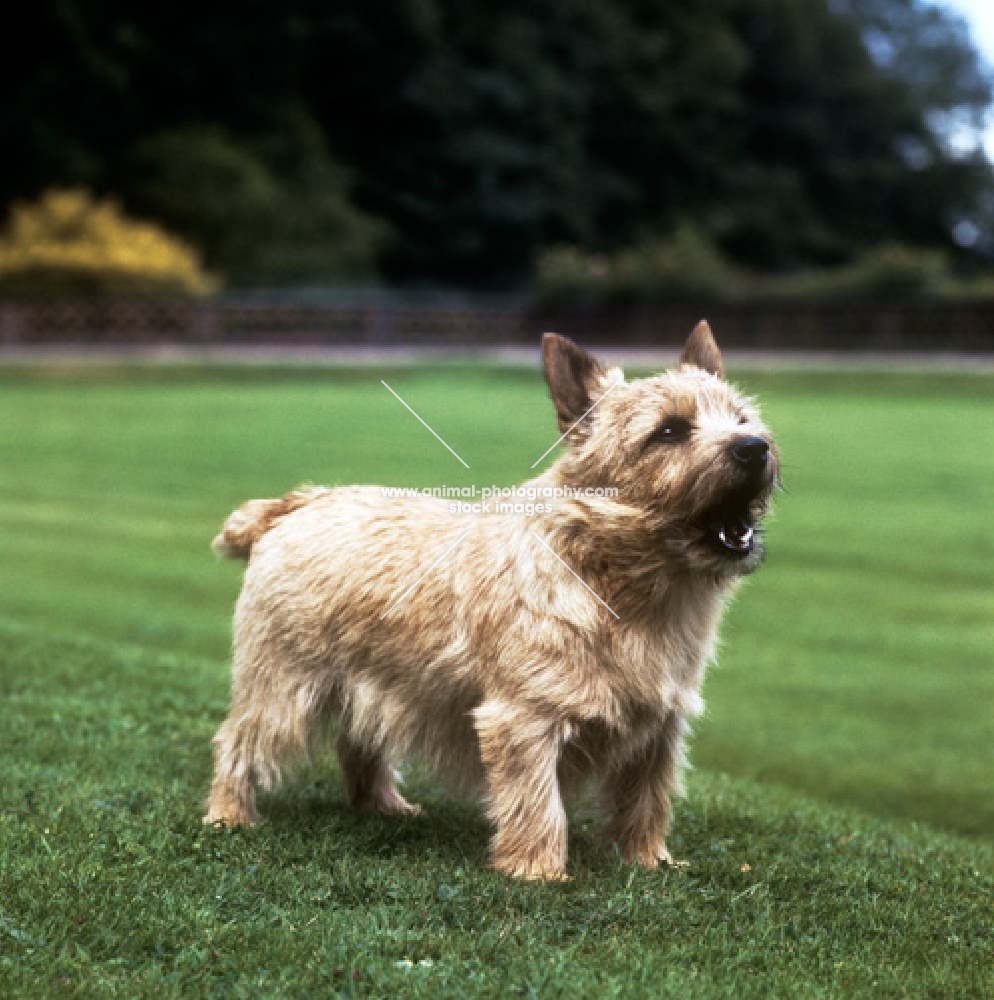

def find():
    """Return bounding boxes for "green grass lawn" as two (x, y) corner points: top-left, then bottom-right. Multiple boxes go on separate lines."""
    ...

(1, 363), (992, 997)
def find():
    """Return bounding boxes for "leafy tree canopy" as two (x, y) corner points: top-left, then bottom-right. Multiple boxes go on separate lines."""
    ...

(1, 0), (990, 286)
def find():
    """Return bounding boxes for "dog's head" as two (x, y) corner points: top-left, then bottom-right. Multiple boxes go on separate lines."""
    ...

(542, 322), (779, 576)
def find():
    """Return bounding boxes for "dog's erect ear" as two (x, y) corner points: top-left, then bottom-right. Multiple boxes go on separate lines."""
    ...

(542, 333), (619, 437)
(680, 320), (725, 379)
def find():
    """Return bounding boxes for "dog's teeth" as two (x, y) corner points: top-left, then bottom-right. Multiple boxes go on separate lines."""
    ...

(718, 523), (753, 552)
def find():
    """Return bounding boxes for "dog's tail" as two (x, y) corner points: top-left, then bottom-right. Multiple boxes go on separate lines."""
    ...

(213, 487), (329, 561)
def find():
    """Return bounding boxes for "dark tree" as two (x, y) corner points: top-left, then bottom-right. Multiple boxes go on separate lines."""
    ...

(1, 0), (990, 285)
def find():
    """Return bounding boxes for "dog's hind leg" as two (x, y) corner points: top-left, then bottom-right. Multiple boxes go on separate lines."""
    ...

(604, 712), (690, 868)
(205, 713), (263, 827)
(205, 670), (329, 827)
(336, 731), (421, 816)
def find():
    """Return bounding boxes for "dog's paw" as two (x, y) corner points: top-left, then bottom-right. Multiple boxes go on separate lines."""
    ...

(203, 795), (259, 828)
(623, 842), (690, 870)
(492, 855), (570, 881)
(203, 811), (259, 829)
(365, 787), (423, 817)
(656, 845), (690, 869)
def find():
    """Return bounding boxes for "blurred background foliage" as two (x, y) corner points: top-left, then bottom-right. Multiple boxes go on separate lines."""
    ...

(132, 115), (386, 285)
(1, 0), (992, 295)
(533, 232), (994, 305)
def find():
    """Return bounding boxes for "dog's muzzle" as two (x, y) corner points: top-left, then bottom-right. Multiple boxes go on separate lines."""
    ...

(700, 437), (775, 560)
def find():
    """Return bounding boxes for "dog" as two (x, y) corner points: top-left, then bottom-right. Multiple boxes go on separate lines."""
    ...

(205, 322), (778, 879)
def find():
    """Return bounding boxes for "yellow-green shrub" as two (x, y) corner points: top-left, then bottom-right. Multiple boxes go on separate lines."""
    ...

(0, 189), (217, 298)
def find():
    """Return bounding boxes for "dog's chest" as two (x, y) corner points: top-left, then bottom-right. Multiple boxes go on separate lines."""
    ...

(602, 612), (715, 719)
(558, 621), (711, 787)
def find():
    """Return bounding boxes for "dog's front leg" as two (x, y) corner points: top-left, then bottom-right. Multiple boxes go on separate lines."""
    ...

(474, 700), (567, 880)
(605, 712), (690, 869)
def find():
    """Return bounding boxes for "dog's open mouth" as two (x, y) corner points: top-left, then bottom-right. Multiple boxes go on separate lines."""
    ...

(701, 502), (760, 558)
(714, 514), (754, 554)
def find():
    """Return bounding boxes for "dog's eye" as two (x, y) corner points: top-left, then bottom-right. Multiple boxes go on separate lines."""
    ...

(646, 416), (692, 446)
(738, 415), (748, 426)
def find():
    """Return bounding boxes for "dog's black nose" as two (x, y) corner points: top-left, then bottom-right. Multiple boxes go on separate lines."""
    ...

(730, 435), (769, 467)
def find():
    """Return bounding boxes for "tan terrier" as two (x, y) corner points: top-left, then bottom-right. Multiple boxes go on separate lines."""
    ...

(205, 322), (778, 879)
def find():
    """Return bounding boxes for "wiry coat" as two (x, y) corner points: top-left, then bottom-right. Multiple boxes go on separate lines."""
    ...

(206, 324), (778, 878)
